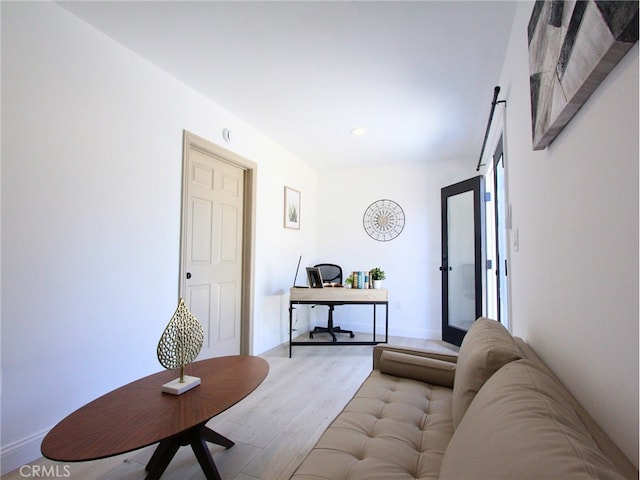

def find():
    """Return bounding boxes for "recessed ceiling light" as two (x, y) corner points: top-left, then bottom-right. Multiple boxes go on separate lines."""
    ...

(350, 127), (367, 136)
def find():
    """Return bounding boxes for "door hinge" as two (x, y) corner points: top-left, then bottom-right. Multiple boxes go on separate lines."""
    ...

(484, 192), (492, 202)
(486, 259), (493, 269)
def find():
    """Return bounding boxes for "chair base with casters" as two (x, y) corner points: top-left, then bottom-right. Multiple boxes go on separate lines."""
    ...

(309, 304), (355, 342)
(309, 263), (355, 342)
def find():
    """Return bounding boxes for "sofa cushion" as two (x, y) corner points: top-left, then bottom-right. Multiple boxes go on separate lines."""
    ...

(440, 360), (625, 480)
(379, 350), (456, 387)
(291, 370), (454, 480)
(514, 337), (639, 480)
(451, 317), (523, 428)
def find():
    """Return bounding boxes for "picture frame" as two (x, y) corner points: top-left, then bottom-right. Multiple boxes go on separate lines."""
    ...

(284, 186), (301, 229)
(306, 267), (323, 288)
(528, 1), (638, 150)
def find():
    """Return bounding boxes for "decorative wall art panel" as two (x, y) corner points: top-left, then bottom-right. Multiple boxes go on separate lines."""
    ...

(528, 0), (638, 150)
(363, 199), (405, 242)
(284, 186), (301, 229)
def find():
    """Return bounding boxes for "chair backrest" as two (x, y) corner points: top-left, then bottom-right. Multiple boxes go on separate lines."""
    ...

(314, 264), (342, 284)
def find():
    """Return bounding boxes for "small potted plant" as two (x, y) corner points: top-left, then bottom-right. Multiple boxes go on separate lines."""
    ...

(344, 276), (353, 288)
(370, 267), (386, 289)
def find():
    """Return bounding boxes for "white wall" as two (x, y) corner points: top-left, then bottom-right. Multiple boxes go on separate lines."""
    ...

(0, 2), (316, 472)
(252, 159), (318, 352)
(315, 161), (473, 338)
(495, 2), (638, 466)
(2, 0), (637, 473)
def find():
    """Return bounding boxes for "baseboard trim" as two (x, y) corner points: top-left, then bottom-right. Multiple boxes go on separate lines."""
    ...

(1, 427), (49, 475)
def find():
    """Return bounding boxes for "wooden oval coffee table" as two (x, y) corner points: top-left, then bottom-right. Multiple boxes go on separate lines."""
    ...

(42, 355), (269, 480)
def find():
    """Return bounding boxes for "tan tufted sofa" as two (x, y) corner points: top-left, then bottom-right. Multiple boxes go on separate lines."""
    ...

(290, 318), (638, 480)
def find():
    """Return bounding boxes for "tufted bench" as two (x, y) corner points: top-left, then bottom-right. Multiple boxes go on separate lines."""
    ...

(293, 370), (453, 479)
(291, 318), (638, 480)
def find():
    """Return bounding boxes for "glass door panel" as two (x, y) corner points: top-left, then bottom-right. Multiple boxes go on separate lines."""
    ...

(447, 191), (476, 332)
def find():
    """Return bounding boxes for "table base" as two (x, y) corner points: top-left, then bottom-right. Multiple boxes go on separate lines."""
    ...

(145, 423), (234, 480)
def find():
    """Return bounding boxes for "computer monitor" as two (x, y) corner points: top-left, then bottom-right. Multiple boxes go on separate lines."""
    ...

(292, 255), (309, 288)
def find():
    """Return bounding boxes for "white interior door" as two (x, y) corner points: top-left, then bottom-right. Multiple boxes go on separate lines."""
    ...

(181, 139), (245, 357)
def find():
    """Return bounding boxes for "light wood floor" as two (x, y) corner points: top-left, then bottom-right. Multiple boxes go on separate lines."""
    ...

(5, 335), (457, 480)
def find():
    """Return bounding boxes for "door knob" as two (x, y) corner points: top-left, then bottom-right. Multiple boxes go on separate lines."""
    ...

(186, 272), (192, 279)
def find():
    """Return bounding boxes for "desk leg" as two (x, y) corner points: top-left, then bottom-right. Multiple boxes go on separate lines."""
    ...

(385, 303), (389, 343)
(289, 304), (293, 358)
(373, 304), (377, 342)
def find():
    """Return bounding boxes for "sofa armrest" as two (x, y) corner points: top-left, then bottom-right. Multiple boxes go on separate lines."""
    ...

(373, 344), (458, 370)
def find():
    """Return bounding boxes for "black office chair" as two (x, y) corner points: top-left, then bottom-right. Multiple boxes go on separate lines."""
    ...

(309, 263), (355, 342)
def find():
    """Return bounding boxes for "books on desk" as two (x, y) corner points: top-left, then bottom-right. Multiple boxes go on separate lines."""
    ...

(323, 283), (344, 287)
(350, 271), (370, 289)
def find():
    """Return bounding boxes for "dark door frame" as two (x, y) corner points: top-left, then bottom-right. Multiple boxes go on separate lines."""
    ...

(492, 135), (507, 326)
(440, 175), (485, 346)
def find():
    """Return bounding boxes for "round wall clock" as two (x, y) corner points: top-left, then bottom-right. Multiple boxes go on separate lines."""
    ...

(363, 199), (405, 241)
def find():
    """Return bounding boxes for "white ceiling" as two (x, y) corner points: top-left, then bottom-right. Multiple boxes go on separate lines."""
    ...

(57, 1), (517, 168)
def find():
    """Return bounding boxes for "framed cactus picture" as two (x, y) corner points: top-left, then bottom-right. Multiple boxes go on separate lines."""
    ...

(284, 186), (300, 229)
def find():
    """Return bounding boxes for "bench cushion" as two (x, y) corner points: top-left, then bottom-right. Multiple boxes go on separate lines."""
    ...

(440, 359), (625, 480)
(451, 317), (523, 428)
(291, 370), (454, 480)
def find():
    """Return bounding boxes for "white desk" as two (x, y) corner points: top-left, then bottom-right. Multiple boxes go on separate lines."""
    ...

(288, 287), (389, 357)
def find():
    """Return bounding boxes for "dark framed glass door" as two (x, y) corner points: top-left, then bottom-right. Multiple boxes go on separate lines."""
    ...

(441, 176), (485, 346)
(493, 136), (509, 328)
